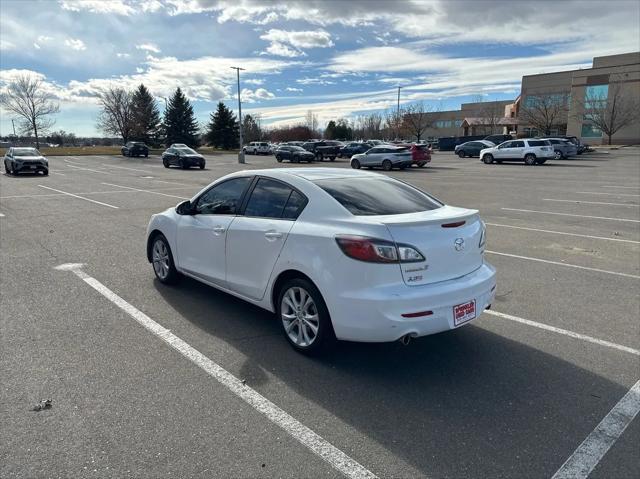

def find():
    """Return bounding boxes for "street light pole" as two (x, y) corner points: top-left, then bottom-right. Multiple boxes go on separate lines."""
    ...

(396, 86), (402, 140)
(231, 66), (246, 164)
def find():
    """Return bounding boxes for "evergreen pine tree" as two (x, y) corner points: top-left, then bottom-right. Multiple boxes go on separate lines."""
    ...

(205, 101), (239, 149)
(163, 87), (200, 147)
(131, 84), (161, 145)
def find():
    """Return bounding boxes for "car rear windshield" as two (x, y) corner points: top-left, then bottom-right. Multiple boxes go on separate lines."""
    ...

(314, 177), (443, 216)
(528, 140), (547, 146)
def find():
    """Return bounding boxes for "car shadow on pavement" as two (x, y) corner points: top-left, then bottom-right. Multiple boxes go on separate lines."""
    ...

(154, 276), (632, 478)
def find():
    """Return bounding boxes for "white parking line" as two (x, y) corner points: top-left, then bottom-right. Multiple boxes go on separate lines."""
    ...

(0, 213), (4, 217)
(485, 251), (640, 279)
(485, 223), (640, 244)
(54, 263), (377, 479)
(601, 186), (640, 189)
(101, 164), (154, 173)
(484, 310), (640, 356)
(551, 380), (640, 479)
(38, 185), (119, 209)
(66, 164), (113, 175)
(502, 208), (640, 223)
(576, 191), (640, 197)
(101, 182), (189, 200)
(543, 199), (639, 207)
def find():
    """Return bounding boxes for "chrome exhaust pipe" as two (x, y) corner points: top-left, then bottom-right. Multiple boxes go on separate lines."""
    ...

(399, 334), (414, 346)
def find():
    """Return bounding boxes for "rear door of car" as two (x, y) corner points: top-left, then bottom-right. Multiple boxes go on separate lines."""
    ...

(225, 177), (307, 300)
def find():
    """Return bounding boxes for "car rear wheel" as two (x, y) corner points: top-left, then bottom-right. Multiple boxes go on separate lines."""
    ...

(524, 154), (537, 165)
(554, 150), (563, 160)
(275, 155), (282, 162)
(277, 279), (335, 355)
(482, 154), (494, 164)
(351, 159), (361, 169)
(382, 159), (392, 171)
(151, 234), (179, 284)
(458, 150), (466, 158)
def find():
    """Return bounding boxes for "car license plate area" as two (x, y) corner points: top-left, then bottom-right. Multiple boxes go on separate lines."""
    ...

(453, 300), (476, 326)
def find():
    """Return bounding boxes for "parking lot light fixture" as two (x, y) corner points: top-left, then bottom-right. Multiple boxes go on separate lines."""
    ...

(231, 66), (246, 164)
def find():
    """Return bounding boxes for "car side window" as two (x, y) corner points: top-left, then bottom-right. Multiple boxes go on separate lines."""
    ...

(244, 178), (294, 219)
(282, 190), (307, 220)
(499, 141), (512, 149)
(195, 177), (252, 215)
(512, 141), (525, 148)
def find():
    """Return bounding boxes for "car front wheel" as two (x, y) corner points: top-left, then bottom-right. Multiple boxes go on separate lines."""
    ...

(482, 154), (494, 164)
(151, 234), (179, 284)
(351, 158), (361, 169)
(276, 155), (282, 162)
(382, 159), (392, 171)
(163, 158), (169, 168)
(458, 150), (466, 158)
(277, 279), (335, 355)
(554, 150), (563, 160)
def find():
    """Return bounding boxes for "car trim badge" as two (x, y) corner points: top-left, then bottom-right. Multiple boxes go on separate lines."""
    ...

(454, 238), (465, 251)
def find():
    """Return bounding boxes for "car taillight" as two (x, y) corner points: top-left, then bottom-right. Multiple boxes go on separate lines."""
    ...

(335, 235), (424, 263)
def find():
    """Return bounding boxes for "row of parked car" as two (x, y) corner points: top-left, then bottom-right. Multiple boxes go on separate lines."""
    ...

(453, 134), (588, 165)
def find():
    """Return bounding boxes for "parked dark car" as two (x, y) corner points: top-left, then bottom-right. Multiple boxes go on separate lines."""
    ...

(338, 142), (372, 158)
(274, 145), (315, 163)
(454, 140), (496, 158)
(3, 147), (48, 175)
(302, 140), (343, 161)
(162, 146), (205, 169)
(121, 141), (149, 157)
(483, 134), (513, 145)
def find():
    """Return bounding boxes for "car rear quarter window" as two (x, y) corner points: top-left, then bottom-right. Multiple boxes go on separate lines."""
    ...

(314, 177), (443, 216)
(282, 190), (307, 220)
(244, 178), (294, 219)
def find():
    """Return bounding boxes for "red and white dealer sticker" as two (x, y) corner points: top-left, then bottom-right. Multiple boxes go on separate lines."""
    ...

(453, 300), (476, 326)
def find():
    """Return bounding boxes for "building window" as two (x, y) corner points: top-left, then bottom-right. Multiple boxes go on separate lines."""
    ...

(523, 127), (539, 138)
(524, 93), (568, 108)
(581, 123), (602, 138)
(454, 120), (463, 128)
(584, 84), (608, 111)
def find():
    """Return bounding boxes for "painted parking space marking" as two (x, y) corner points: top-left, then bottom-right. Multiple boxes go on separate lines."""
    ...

(0, 213), (4, 217)
(543, 198), (639, 207)
(501, 208), (640, 223)
(485, 223), (640, 244)
(101, 164), (155, 173)
(38, 185), (119, 209)
(576, 191), (640, 197)
(486, 251), (640, 279)
(601, 186), (640, 189)
(551, 380), (640, 479)
(54, 263), (378, 479)
(101, 182), (190, 200)
(485, 310), (640, 356)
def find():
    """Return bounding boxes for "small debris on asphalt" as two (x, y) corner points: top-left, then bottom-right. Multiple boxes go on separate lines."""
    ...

(32, 399), (52, 411)
(614, 232), (621, 236)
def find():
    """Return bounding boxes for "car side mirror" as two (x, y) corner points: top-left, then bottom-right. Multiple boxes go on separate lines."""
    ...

(176, 200), (195, 215)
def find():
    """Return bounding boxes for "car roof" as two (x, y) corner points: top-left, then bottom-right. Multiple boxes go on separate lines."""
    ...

(237, 167), (380, 182)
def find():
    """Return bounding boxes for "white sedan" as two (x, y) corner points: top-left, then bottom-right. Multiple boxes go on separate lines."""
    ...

(146, 168), (496, 354)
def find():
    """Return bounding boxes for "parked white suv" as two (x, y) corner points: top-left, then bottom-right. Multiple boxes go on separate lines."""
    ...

(480, 139), (554, 165)
(244, 142), (271, 155)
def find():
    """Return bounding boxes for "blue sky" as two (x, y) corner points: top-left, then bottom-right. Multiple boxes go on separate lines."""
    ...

(1, 0), (639, 136)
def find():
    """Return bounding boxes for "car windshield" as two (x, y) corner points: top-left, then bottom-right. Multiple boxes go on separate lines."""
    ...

(176, 147), (197, 155)
(289, 146), (306, 151)
(314, 177), (443, 216)
(13, 148), (40, 156)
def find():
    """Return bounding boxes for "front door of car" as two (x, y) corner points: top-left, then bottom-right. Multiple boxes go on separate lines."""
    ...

(226, 177), (307, 300)
(176, 176), (253, 287)
(494, 141), (514, 159)
(363, 148), (382, 165)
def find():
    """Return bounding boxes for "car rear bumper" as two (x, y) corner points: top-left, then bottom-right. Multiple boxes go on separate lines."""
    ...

(329, 262), (497, 342)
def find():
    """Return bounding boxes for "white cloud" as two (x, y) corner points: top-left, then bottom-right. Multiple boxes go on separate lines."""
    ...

(244, 78), (265, 85)
(59, 0), (135, 15)
(241, 87), (275, 102)
(64, 38), (86, 51)
(260, 29), (334, 49)
(263, 43), (304, 58)
(116, 52), (131, 58)
(0, 39), (16, 51)
(136, 43), (161, 53)
(286, 87), (303, 92)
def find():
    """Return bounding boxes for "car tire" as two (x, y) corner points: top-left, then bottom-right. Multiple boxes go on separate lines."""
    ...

(418, 161), (427, 167)
(329, 156), (335, 161)
(351, 159), (361, 169)
(163, 159), (169, 168)
(276, 278), (335, 355)
(458, 150), (466, 158)
(276, 155), (282, 163)
(199, 162), (205, 169)
(382, 159), (392, 171)
(524, 154), (537, 165)
(482, 154), (494, 164)
(145, 153), (149, 158)
(554, 150), (563, 160)
(42, 169), (49, 176)
(179, 159), (187, 169)
(316, 152), (324, 161)
(150, 233), (180, 285)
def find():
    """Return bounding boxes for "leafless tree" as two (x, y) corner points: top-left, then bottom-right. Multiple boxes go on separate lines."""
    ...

(96, 87), (134, 143)
(0, 75), (60, 148)
(401, 102), (442, 142)
(304, 110), (319, 137)
(476, 101), (505, 135)
(384, 107), (404, 140)
(519, 93), (569, 136)
(573, 79), (640, 145)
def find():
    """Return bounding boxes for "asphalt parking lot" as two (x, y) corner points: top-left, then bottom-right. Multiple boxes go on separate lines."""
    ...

(1, 149), (639, 478)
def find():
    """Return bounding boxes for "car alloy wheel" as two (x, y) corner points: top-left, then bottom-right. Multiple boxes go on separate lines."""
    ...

(382, 159), (392, 171)
(482, 154), (494, 164)
(151, 235), (178, 284)
(351, 159), (361, 169)
(554, 150), (562, 160)
(280, 286), (320, 348)
(524, 154), (537, 165)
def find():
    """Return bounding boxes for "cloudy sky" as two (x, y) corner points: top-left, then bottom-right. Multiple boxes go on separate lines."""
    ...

(1, 0), (639, 136)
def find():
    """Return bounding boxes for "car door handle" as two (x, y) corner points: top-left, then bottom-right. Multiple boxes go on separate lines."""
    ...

(264, 231), (283, 240)
(212, 225), (226, 235)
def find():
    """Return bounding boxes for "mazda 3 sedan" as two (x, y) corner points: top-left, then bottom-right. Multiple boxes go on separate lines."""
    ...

(146, 168), (496, 354)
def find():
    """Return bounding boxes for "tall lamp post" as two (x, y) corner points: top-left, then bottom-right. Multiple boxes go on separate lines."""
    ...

(230, 66), (246, 164)
(396, 86), (402, 141)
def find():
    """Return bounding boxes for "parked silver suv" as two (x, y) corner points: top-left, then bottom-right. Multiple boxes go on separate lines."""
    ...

(480, 139), (554, 165)
(540, 138), (578, 159)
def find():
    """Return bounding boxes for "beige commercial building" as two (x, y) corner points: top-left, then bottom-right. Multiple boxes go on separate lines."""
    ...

(519, 52), (640, 144)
